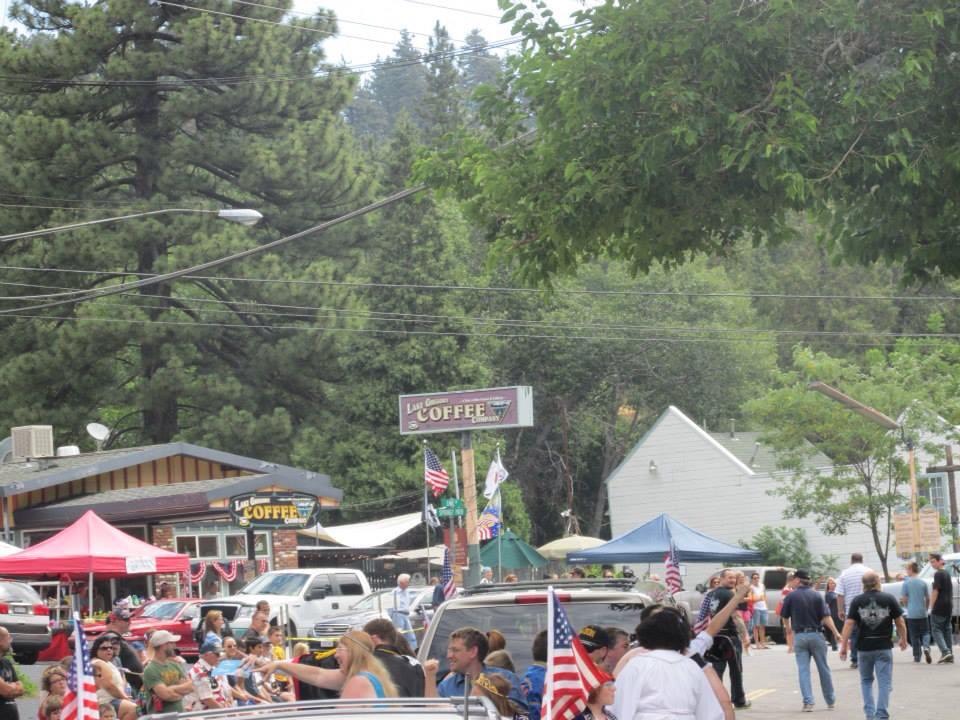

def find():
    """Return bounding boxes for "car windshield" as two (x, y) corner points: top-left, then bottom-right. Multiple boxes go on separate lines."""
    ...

(425, 600), (646, 674)
(919, 559), (960, 579)
(239, 573), (308, 596)
(0, 582), (42, 603)
(352, 592), (394, 612)
(139, 601), (185, 620)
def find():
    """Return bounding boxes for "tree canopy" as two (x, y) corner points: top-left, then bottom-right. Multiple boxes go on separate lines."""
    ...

(420, 0), (960, 284)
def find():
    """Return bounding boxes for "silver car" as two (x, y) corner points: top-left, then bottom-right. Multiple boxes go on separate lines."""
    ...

(0, 580), (51, 664)
(882, 553), (960, 619)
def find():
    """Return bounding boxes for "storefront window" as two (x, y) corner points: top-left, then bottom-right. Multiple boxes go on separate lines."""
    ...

(198, 536), (219, 557)
(176, 534), (220, 558)
(224, 533), (268, 558)
(175, 536), (197, 557)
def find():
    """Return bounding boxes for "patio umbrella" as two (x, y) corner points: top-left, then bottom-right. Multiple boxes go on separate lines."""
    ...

(480, 529), (547, 578)
(537, 534), (606, 561)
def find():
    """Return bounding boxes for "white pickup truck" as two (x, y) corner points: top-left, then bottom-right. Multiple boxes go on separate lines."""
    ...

(198, 568), (371, 638)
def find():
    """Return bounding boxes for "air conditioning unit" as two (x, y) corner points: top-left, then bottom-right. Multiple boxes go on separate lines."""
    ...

(11, 425), (54, 461)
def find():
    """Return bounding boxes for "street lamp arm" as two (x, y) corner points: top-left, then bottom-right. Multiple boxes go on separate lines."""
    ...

(0, 207), (261, 243)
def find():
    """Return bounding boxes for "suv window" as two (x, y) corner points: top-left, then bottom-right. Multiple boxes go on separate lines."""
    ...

(764, 570), (788, 591)
(335, 573), (364, 596)
(425, 601), (646, 674)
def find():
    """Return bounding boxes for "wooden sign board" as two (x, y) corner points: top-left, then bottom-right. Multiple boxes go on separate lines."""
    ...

(919, 506), (943, 553)
(893, 511), (916, 556)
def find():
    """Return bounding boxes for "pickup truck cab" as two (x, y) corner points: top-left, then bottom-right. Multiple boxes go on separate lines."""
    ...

(198, 568), (371, 638)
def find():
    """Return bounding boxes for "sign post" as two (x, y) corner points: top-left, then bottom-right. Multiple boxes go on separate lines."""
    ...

(400, 386), (533, 586)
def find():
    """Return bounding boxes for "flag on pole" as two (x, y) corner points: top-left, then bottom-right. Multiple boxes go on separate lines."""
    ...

(424, 446), (450, 497)
(477, 489), (502, 540)
(693, 589), (713, 634)
(422, 500), (441, 530)
(441, 547), (456, 600)
(542, 588), (607, 720)
(664, 541), (682, 594)
(482, 448), (510, 499)
(62, 614), (98, 720)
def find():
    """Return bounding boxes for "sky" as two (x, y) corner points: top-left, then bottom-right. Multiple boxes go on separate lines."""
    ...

(0, 0), (591, 67)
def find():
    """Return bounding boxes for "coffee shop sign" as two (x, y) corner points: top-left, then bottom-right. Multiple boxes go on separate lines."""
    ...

(399, 386), (534, 435)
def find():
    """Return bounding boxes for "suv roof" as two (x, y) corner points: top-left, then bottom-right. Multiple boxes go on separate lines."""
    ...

(150, 697), (498, 719)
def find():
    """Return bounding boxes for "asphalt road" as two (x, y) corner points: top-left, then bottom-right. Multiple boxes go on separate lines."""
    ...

(14, 641), (958, 719)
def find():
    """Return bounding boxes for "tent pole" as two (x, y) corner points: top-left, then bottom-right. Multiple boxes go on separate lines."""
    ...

(0, 496), (8, 543)
(88, 571), (94, 617)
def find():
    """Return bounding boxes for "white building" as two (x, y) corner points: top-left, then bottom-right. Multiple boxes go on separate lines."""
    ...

(605, 406), (888, 584)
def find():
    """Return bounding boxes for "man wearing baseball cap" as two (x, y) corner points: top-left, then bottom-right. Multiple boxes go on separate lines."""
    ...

(579, 625), (611, 666)
(142, 631), (193, 714)
(102, 609), (143, 691)
(186, 640), (230, 710)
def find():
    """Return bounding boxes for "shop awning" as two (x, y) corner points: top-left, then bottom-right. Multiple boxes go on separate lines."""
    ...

(298, 512), (423, 548)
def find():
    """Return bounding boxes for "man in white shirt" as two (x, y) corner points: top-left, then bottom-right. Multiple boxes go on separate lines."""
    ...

(390, 573), (418, 650)
(836, 553), (872, 669)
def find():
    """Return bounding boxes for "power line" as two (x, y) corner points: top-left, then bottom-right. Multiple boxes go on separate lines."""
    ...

(0, 264), (956, 303)
(1, 277), (958, 339)
(156, 0), (421, 48)
(396, 0), (501, 19)
(2, 310), (954, 348)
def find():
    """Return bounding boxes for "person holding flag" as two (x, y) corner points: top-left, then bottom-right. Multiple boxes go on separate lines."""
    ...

(61, 615), (99, 720)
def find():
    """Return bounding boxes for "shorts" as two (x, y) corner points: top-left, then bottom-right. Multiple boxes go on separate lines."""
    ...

(750, 609), (768, 630)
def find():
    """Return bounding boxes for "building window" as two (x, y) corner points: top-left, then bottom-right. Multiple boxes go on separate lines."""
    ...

(175, 534), (220, 559)
(224, 533), (268, 558)
(920, 473), (949, 517)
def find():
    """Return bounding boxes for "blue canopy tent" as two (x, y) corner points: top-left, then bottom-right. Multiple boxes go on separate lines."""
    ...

(566, 513), (763, 564)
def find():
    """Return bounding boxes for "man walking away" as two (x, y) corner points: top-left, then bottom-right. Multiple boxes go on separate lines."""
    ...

(708, 569), (750, 710)
(779, 569), (840, 712)
(836, 552), (872, 668)
(840, 572), (907, 720)
(900, 561), (931, 664)
(928, 553), (954, 663)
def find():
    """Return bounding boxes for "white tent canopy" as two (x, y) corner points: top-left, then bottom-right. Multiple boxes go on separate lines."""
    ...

(0, 541), (19, 557)
(298, 512), (423, 548)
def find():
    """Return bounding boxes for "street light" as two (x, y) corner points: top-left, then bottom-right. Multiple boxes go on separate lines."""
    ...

(0, 207), (263, 243)
(807, 381), (921, 557)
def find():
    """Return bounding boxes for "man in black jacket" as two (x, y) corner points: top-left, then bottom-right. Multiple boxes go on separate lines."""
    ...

(363, 618), (425, 697)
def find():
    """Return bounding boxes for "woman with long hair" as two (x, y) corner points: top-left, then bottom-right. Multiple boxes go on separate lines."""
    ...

(202, 610), (226, 644)
(260, 630), (397, 700)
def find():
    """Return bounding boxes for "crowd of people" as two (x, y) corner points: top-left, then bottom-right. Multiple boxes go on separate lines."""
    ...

(4, 554), (954, 720)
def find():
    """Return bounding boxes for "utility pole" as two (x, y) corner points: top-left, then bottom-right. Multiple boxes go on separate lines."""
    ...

(926, 444), (960, 553)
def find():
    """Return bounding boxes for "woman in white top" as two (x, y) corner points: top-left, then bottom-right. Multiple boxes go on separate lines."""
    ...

(90, 637), (137, 720)
(749, 573), (768, 649)
(611, 610), (723, 720)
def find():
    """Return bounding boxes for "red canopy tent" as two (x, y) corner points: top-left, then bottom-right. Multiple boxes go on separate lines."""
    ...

(0, 510), (189, 610)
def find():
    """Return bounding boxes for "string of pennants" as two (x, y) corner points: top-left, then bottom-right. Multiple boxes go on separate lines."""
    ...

(183, 558), (268, 585)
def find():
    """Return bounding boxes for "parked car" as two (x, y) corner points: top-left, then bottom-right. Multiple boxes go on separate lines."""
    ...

(682, 566), (796, 641)
(0, 579), (51, 664)
(882, 552), (960, 621)
(84, 598), (201, 659)
(199, 568), (371, 639)
(310, 586), (434, 649)
(418, 578), (658, 676)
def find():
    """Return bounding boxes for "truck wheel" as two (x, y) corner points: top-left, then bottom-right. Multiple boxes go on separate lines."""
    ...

(16, 651), (38, 665)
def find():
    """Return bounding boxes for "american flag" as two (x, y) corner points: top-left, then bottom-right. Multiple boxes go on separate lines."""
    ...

(63, 614), (98, 720)
(693, 589), (713, 634)
(542, 589), (606, 720)
(664, 542), (682, 594)
(424, 446), (450, 497)
(477, 489), (501, 540)
(441, 546), (456, 600)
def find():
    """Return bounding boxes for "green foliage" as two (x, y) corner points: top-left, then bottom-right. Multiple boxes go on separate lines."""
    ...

(422, 0), (960, 284)
(14, 660), (37, 697)
(746, 341), (960, 577)
(742, 525), (838, 579)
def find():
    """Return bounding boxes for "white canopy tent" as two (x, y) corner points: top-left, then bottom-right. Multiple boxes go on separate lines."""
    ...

(297, 512), (424, 548)
(0, 540), (19, 557)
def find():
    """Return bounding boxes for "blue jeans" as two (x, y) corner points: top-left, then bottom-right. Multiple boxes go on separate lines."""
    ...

(906, 617), (930, 660)
(930, 613), (952, 656)
(857, 649), (893, 720)
(794, 631), (835, 706)
(849, 623), (860, 663)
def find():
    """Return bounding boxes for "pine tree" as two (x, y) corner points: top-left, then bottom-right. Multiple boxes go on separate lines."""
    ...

(0, 0), (371, 449)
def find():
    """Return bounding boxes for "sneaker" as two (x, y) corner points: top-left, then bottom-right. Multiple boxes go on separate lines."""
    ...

(802, 704), (814, 712)
(827, 702), (836, 710)
(734, 701), (752, 709)
(850, 662), (858, 669)
(925, 648), (932, 664)
(938, 652), (954, 664)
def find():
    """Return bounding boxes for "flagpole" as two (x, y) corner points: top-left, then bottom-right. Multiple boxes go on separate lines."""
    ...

(423, 442), (431, 581)
(545, 586), (555, 719)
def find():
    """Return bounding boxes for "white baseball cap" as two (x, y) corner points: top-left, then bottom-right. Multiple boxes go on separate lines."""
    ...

(149, 630), (181, 647)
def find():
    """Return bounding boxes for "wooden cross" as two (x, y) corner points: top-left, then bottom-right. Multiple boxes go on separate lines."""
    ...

(926, 444), (960, 553)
